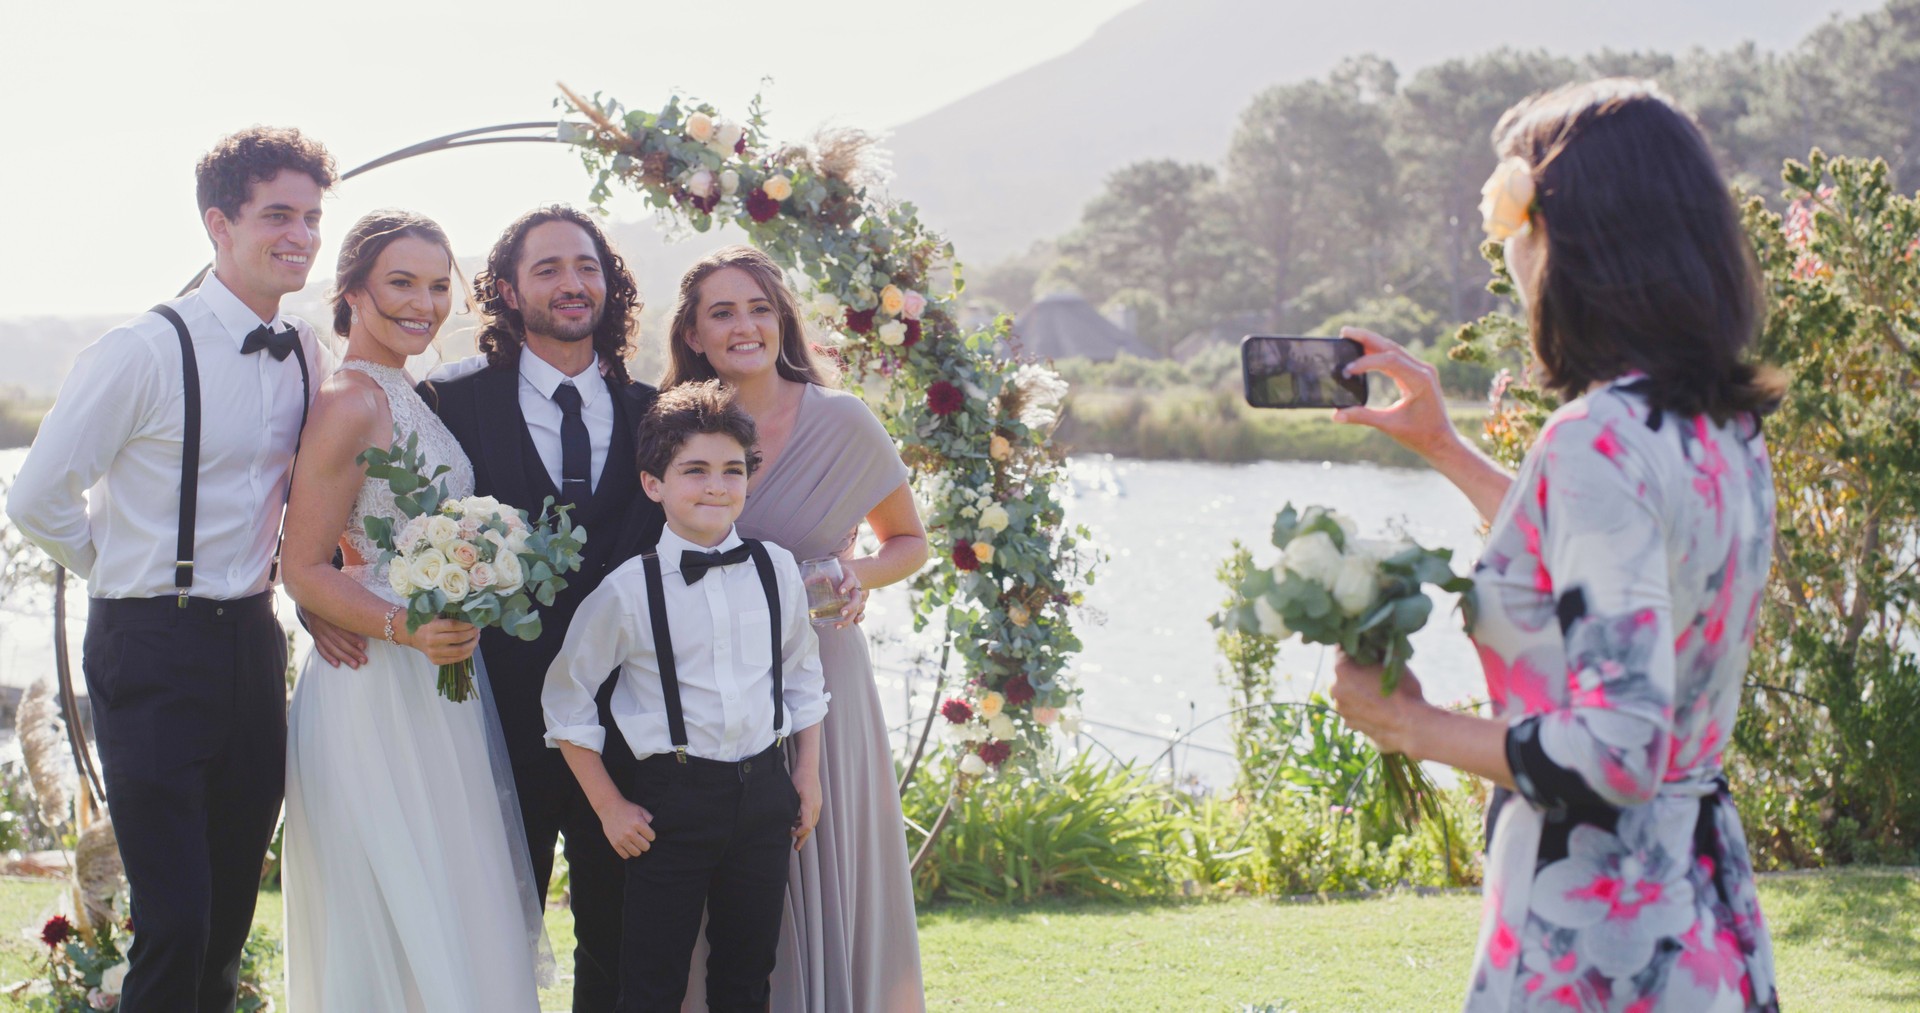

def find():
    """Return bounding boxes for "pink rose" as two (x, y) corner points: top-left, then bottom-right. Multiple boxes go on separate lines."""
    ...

(448, 542), (480, 568)
(901, 289), (927, 320)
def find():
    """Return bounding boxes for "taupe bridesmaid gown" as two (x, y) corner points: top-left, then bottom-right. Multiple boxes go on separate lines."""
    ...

(683, 383), (926, 1012)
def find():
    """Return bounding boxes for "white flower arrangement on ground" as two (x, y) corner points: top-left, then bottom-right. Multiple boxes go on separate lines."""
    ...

(1212, 503), (1474, 824)
(359, 434), (588, 703)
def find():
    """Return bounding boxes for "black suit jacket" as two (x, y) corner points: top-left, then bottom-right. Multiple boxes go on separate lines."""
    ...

(423, 362), (665, 771)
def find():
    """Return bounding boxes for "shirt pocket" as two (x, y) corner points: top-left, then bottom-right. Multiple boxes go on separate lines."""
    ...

(738, 608), (774, 670)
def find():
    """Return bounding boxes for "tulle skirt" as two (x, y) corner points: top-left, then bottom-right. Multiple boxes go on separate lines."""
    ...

(284, 640), (547, 1012)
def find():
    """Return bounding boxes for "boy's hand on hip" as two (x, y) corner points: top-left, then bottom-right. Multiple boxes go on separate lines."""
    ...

(600, 798), (656, 859)
(791, 768), (822, 850)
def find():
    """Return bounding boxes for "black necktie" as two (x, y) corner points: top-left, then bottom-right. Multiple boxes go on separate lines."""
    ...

(241, 322), (300, 360)
(680, 544), (754, 585)
(551, 382), (591, 503)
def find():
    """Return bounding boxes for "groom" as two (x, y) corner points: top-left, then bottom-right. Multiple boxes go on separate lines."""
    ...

(424, 205), (664, 1012)
(6, 127), (335, 1011)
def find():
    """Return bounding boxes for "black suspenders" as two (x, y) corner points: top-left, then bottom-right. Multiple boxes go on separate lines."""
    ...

(151, 304), (311, 607)
(639, 540), (787, 763)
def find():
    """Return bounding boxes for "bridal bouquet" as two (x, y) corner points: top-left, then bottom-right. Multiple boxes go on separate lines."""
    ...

(1212, 503), (1473, 824)
(358, 434), (588, 702)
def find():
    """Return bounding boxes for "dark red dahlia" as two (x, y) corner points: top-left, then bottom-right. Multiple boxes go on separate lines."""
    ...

(940, 698), (973, 724)
(978, 741), (1012, 767)
(745, 188), (779, 223)
(903, 319), (922, 348)
(735, 134), (749, 155)
(926, 381), (964, 416)
(844, 308), (875, 334)
(951, 540), (979, 571)
(41, 915), (72, 949)
(1003, 674), (1035, 706)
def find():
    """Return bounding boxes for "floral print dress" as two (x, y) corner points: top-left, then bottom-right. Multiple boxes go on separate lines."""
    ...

(1464, 378), (1780, 1013)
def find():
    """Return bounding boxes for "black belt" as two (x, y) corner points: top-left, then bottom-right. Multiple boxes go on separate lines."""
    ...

(90, 589), (276, 624)
(639, 540), (786, 763)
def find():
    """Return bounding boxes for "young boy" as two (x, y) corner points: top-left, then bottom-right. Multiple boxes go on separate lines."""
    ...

(542, 380), (827, 1013)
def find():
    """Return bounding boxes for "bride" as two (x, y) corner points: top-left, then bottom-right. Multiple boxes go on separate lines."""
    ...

(280, 209), (547, 1011)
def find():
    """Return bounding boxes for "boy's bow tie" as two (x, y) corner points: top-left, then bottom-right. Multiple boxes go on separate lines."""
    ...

(242, 322), (300, 360)
(681, 544), (753, 585)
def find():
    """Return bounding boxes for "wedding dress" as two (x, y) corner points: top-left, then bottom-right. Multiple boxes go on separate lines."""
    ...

(283, 359), (549, 1012)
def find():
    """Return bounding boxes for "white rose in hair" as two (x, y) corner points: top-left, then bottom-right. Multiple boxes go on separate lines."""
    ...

(409, 549), (449, 589)
(1282, 531), (1344, 587)
(1332, 555), (1380, 616)
(426, 515), (460, 552)
(437, 565), (471, 603)
(469, 562), (497, 589)
(493, 553), (526, 594)
(1253, 596), (1291, 638)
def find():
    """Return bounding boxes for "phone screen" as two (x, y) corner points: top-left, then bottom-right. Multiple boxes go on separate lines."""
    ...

(1241, 336), (1366, 409)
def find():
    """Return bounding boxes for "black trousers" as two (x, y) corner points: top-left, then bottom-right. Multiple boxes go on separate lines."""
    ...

(518, 737), (633, 1012)
(82, 593), (286, 1013)
(617, 744), (800, 1013)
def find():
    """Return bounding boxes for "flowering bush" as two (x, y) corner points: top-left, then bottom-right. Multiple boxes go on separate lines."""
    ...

(560, 88), (1097, 770)
(358, 434), (588, 702)
(13, 916), (278, 1012)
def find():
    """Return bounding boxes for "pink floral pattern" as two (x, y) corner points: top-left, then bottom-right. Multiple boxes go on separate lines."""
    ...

(1464, 380), (1779, 1012)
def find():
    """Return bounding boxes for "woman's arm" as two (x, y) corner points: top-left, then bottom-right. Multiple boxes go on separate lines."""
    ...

(1332, 327), (1512, 524)
(281, 373), (476, 665)
(1328, 660), (1516, 790)
(834, 481), (928, 626)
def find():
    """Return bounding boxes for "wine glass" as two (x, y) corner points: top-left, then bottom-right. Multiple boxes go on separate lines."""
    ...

(799, 556), (850, 627)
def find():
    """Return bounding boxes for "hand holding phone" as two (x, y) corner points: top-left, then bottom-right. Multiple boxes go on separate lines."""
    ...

(1241, 336), (1366, 409)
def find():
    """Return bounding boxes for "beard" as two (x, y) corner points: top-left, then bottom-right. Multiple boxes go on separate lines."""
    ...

(521, 296), (603, 343)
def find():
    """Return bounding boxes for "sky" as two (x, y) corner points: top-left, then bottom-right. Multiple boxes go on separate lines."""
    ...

(0, 0), (1140, 317)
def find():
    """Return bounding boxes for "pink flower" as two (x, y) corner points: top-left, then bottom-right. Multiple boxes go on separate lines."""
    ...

(901, 289), (927, 320)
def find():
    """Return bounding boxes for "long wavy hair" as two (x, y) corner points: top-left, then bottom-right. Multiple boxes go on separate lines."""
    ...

(329, 209), (456, 338)
(661, 245), (838, 389)
(472, 205), (638, 384)
(1494, 79), (1782, 421)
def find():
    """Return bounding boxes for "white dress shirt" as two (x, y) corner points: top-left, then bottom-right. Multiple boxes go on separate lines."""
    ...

(543, 525), (829, 762)
(5, 274), (326, 599)
(518, 350), (613, 495)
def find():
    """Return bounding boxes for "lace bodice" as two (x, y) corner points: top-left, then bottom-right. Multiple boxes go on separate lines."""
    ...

(338, 360), (475, 602)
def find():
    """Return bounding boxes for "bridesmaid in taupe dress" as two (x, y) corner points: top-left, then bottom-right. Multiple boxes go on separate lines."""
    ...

(662, 245), (930, 1012)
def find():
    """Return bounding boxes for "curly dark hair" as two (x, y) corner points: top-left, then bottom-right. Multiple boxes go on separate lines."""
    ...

(330, 209), (456, 338)
(472, 205), (638, 384)
(661, 245), (838, 390)
(636, 379), (763, 480)
(194, 126), (336, 220)
(1494, 79), (1782, 421)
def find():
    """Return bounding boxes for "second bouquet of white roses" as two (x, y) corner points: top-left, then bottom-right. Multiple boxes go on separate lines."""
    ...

(358, 434), (588, 702)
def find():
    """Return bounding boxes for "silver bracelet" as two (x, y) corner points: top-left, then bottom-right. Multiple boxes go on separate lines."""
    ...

(383, 606), (401, 644)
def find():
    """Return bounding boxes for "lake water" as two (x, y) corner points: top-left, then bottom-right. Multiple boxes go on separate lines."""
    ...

(1, 448), (1489, 786)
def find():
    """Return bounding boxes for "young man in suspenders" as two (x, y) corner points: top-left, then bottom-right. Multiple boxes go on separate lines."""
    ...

(6, 127), (335, 1012)
(541, 381), (826, 1013)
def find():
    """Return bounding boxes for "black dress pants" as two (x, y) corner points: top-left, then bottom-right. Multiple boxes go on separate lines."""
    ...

(617, 744), (800, 1013)
(82, 593), (286, 1013)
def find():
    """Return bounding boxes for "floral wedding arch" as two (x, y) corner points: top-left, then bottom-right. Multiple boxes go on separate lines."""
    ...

(554, 86), (1095, 777)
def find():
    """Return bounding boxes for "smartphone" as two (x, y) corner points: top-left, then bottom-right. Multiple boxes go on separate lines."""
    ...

(1240, 335), (1366, 409)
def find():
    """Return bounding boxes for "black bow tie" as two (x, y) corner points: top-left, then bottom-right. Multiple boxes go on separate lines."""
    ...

(680, 544), (753, 585)
(242, 323), (300, 360)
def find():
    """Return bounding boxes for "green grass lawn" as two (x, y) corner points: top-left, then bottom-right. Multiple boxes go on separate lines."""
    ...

(0, 868), (1912, 1011)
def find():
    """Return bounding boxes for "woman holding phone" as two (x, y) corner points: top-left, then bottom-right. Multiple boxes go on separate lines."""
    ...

(1327, 79), (1783, 1012)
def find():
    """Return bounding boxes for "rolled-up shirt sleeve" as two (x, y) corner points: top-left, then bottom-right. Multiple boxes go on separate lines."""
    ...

(777, 556), (829, 734)
(6, 329), (159, 579)
(541, 578), (635, 753)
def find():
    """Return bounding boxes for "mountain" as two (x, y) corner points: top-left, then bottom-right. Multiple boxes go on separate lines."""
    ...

(883, 0), (1885, 264)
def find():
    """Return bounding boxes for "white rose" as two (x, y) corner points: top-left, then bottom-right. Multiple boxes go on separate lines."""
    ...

(714, 121), (745, 153)
(1282, 531), (1344, 588)
(959, 753), (988, 776)
(978, 504), (1010, 533)
(1253, 595), (1291, 638)
(685, 111), (715, 143)
(409, 549), (448, 589)
(811, 292), (840, 317)
(719, 169), (740, 196)
(687, 169), (715, 198)
(101, 961), (130, 993)
(469, 561), (497, 589)
(987, 714), (1017, 741)
(425, 515), (460, 552)
(1332, 512), (1359, 541)
(1332, 555), (1381, 617)
(387, 561), (414, 597)
(493, 553), (526, 594)
(505, 530), (531, 555)
(876, 320), (908, 346)
(437, 565), (471, 603)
